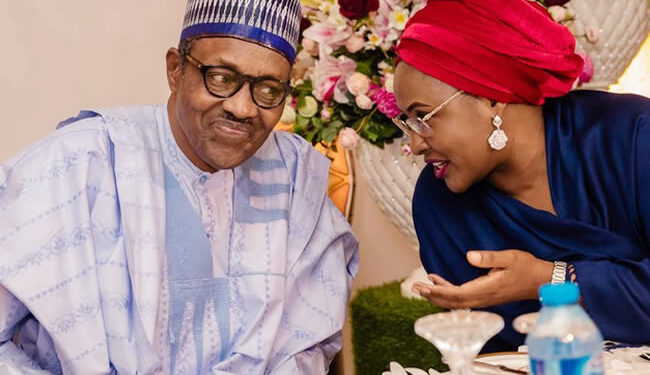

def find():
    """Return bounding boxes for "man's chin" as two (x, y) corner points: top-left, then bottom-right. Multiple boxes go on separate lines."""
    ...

(203, 151), (253, 171)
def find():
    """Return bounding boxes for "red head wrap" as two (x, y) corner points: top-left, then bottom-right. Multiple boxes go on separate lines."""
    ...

(395, 0), (584, 105)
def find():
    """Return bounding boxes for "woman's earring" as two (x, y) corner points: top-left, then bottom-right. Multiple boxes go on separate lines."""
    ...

(488, 114), (508, 150)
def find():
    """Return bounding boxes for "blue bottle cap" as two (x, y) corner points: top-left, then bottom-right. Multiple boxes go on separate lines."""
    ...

(539, 282), (580, 306)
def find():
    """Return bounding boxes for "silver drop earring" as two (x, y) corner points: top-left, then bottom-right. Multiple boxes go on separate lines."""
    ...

(488, 114), (508, 150)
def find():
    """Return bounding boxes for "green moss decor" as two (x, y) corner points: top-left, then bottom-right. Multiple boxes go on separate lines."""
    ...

(350, 281), (447, 374)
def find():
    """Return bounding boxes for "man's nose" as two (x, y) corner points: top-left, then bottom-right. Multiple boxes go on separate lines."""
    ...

(221, 83), (259, 120)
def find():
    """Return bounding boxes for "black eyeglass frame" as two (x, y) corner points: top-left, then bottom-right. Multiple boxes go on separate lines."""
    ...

(184, 54), (291, 109)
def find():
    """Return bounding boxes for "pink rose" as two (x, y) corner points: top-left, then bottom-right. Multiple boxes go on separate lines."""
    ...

(372, 88), (401, 118)
(346, 72), (371, 96)
(338, 127), (361, 150)
(577, 52), (594, 85)
(355, 94), (374, 110)
(345, 34), (365, 53)
(321, 107), (332, 121)
(585, 25), (601, 43)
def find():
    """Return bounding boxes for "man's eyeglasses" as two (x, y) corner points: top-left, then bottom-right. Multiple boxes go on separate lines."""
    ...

(392, 90), (464, 137)
(184, 54), (291, 109)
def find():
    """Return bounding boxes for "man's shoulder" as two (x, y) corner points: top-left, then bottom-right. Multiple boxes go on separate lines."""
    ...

(271, 131), (328, 163)
(5, 105), (164, 170)
(89, 105), (166, 151)
(90, 105), (164, 124)
(5, 114), (109, 168)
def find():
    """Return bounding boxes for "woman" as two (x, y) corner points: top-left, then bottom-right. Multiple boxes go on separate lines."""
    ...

(393, 0), (650, 351)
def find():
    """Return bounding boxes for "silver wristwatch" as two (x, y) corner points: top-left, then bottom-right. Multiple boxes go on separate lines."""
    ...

(551, 261), (567, 284)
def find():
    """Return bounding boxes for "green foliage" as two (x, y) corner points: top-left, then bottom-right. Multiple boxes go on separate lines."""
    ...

(350, 281), (447, 375)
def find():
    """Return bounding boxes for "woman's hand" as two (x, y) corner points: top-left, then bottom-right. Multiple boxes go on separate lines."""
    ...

(412, 250), (553, 309)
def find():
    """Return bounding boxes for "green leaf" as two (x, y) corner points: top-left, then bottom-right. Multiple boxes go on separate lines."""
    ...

(355, 60), (373, 76)
(311, 117), (323, 129)
(296, 115), (310, 127)
(296, 96), (306, 109)
(305, 128), (319, 143)
(293, 81), (313, 96)
(321, 126), (339, 143)
(329, 120), (344, 130)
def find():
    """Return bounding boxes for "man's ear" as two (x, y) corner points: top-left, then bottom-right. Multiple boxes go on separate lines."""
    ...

(166, 47), (183, 92)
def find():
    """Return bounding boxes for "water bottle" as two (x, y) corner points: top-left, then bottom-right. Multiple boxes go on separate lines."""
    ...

(526, 283), (604, 375)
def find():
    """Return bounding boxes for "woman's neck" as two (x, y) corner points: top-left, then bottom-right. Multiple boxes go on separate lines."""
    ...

(486, 104), (557, 215)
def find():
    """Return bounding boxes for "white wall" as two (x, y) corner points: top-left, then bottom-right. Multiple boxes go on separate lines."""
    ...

(0, 1), (185, 160)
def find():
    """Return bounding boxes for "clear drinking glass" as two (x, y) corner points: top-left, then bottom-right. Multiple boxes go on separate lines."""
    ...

(414, 310), (504, 375)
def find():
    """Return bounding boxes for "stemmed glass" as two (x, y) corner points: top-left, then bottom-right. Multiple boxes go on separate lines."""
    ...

(414, 310), (504, 375)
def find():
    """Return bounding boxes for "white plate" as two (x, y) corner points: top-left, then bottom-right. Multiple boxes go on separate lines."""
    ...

(473, 352), (530, 374)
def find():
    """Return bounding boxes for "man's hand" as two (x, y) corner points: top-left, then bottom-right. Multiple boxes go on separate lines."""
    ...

(412, 250), (554, 309)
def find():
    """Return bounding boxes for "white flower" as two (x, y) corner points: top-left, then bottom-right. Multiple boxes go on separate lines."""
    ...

(411, 0), (427, 14)
(385, 29), (401, 44)
(378, 61), (393, 75)
(382, 361), (438, 375)
(318, 0), (333, 13)
(279, 103), (296, 124)
(346, 72), (371, 96)
(367, 33), (383, 47)
(338, 127), (361, 150)
(547, 6), (568, 22)
(301, 38), (319, 56)
(298, 96), (319, 118)
(355, 94), (374, 110)
(292, 50), (315, 80)
(326, 4), (349, 31)
(565, 7), (576, 19)
(384, 73), (395, 93)
(389, 8), (410, 30)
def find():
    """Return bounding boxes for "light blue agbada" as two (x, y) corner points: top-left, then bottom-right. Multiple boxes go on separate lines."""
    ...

(0, 106), (359, 374)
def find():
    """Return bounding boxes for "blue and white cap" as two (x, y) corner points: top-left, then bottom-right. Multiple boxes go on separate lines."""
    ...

(180, 0), (302, 63)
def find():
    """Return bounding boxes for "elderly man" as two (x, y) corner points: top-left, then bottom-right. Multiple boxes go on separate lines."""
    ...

(0, 1), (359, 374)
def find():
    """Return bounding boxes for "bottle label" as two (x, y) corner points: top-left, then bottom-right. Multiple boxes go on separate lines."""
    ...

(530, 355), (595, 375)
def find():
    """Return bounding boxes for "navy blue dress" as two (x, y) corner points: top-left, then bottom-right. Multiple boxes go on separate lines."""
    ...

(413, 90), (650, 351)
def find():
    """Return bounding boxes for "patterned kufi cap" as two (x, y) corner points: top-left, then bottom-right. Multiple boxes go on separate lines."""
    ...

(181, 0), (302, 63)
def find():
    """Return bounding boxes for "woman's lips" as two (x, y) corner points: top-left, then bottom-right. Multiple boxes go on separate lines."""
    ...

(426, 159), (449, 179)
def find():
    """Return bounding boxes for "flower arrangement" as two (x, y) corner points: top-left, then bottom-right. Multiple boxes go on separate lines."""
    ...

(281, 0), (427, 150)
(282, 0), (601, 151)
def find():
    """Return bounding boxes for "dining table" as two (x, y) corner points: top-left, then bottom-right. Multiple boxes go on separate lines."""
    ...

(383, 342), (650, 375)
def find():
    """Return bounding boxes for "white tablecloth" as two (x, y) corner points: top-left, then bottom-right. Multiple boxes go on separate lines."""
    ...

(384, 344), (650, 375)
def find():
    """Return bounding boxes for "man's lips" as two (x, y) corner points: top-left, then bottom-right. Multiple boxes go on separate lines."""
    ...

(211, 119), (251, 138)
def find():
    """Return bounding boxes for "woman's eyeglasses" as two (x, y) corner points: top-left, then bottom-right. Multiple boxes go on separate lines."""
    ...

(392, 90), (464, 137)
